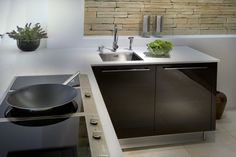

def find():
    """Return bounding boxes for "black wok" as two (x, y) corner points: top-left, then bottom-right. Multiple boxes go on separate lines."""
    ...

(6, 72), (80, 111)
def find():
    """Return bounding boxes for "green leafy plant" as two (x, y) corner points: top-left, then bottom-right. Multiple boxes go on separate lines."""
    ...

(146, 39), (173, 56)
(7, 23), (47, 41)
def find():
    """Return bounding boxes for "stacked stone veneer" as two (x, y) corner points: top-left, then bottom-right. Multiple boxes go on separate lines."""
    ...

(84, 0), (236, 36)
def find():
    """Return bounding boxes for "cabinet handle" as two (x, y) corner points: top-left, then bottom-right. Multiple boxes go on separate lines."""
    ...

(101, 68), (150, 73)
(163, 67), (208, 70)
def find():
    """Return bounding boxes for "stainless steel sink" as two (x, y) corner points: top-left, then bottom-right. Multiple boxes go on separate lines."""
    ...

(99, 52), (143, 62)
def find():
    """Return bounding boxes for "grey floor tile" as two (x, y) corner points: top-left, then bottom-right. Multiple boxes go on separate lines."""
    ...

(124, 147), (191, 157)
(124, 110), (236, 157)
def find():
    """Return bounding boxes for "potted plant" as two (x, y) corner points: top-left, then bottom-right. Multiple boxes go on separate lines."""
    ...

(7, 23), (47, 51)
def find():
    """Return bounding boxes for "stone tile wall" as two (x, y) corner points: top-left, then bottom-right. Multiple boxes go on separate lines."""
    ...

(84, 0), (236, 35)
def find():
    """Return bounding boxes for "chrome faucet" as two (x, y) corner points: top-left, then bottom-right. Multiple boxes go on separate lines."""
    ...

(112, 24), (119, 52)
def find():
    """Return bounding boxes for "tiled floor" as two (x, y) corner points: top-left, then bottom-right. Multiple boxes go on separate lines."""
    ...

(123, 110), (236, 157)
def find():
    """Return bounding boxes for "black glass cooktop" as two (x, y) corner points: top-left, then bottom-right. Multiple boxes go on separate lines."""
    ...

(0, 74), (82, 119)
(0, 116), (92, 157)
(0, 75), (92, 157)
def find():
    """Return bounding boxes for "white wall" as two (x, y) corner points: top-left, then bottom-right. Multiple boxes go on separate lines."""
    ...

(47, 0), (84, 48)
(0, 0), (236, 109)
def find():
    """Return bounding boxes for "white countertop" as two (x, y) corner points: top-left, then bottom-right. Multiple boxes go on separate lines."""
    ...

(0, 46), (219, 157)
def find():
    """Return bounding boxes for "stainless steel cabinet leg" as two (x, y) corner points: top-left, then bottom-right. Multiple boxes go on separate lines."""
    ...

(202, 132), (206, 141)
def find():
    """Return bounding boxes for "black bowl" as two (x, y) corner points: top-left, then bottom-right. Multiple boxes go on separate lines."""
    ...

(17, 39), (40, 51)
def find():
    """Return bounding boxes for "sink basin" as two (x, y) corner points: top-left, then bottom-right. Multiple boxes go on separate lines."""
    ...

(99, 52), (143, 62)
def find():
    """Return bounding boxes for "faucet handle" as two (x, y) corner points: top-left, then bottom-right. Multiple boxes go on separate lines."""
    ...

(98, 45), (105, 53)
(128, 37), (134, 50)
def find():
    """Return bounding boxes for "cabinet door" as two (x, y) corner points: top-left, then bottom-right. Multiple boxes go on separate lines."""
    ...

(93, 65), (156, 138)
(155, 63), (217, 135)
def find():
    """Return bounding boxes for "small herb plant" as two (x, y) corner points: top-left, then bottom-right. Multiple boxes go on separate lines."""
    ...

(7, 23), (47, 41)
(147, 39), (173, 56)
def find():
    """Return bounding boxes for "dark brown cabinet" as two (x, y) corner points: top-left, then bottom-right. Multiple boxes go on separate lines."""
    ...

(92, 63), (217, 139)
(92, 65), (156, 138)
(155, 63), (217, 135)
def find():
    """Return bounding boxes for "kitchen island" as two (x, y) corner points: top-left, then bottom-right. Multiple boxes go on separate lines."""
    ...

(0, 46), (219, 157)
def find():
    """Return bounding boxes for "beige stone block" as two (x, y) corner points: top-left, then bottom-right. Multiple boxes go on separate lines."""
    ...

(92, 24), (113, 31)
(200, 17), (226, 24)
(223, 0), (236, 4)
(142, 8), (166, 12)
(163, 18), (174, 24)
(115, 8), (141, 12)
(85, 2), (116, 8)
(200, 24), (224, 28)
(200, 14), (219, 18)
(117, 2), (144, 8)
(85, 11), (96, 17)
(164, 14), (177, 18)
(123, 24), (141, 28)
(199, 10), (220, 15)
(199, 26), (208, 29)
(130, 0), (150, 2)
(172, 0), (197, 2)
(188, 18), (199, 24)
(97, 12), (128, 18)
(85, 30), (113, 36)
(92, 24), (122, 31)
(166, 13), (200, 18)
(176, 23), (200, 28)
(227, 29), (236, 34)
(227, 18), (236, 23)
(179, 14), (200, 18)
(151, 0), (171, 2)
(114, 18), (141, 24)
(174, 18), (188, 24)
(145, 3), (173, 9)
(187, 2), (201, 7)
(85, 18), (114, 24)
(225, 23), (236, 29)
(163, 23), (177, 28)
(128, 14), (142, 18)
(173, 3), (198, 9)
(87, 8), (115, 12)
(198, 5), (220, 10)
(181, 11), (194, 15)
(166, 8), (193, 12)
(197, 0), (224, 3)
(96, 14), (113, 18)
(221, 11), (236, 15)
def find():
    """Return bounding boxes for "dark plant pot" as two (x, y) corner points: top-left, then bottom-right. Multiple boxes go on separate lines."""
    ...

(216, 91), (227, 120)
(17, 39), (40, 51)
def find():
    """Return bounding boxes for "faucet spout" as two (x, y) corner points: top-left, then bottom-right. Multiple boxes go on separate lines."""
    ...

(112, 24), (119, 52)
